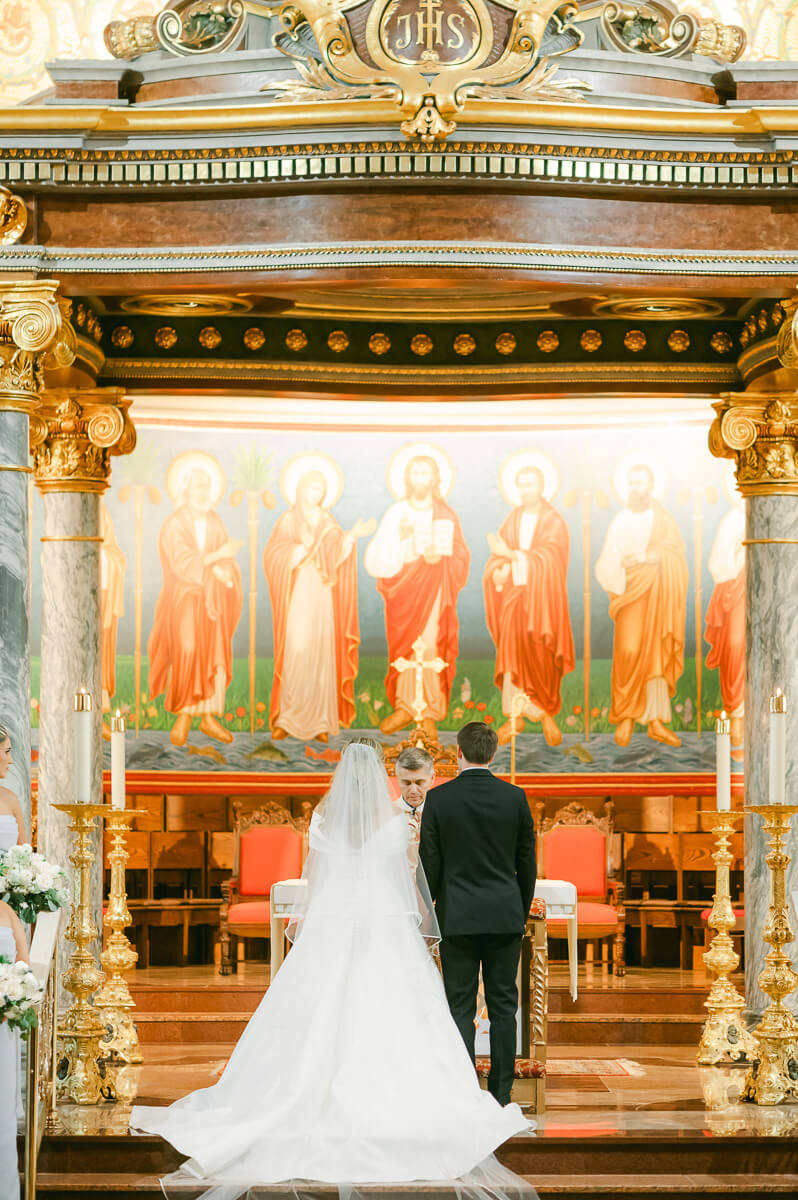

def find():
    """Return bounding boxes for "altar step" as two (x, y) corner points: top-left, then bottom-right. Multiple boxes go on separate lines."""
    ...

(32, 1132), (798, 1200)
(131, 1009), (705, 1046)
(33, 1173), (798, 1198)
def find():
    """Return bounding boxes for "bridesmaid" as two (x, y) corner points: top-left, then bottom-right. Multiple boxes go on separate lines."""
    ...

(0, 901), (28, 1200)
(0, 727), (27, 850)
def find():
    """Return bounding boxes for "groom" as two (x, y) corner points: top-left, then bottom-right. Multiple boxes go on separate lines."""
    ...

(419, 721), (536, 1106)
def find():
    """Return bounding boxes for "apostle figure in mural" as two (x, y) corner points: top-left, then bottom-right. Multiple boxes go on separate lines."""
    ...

(705, 465), (745, 746)
(100, 501), (126, 726)
(483, 452), (574, 747)
(148, 452), (244, 747)
(264, 456), (374, 743)
(595, 457), (688, 748)
(364, 444), (470, 738)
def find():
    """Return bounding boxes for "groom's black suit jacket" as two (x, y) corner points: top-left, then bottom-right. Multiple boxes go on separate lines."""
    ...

(419, 768), (536, 936)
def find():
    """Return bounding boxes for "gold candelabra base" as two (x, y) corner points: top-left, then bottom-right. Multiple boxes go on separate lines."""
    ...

(52, 803), (114, 1105)
(95, 808), (143, 1064)
(741, 804), (798, 1106)
(696, 810), (755, 1066)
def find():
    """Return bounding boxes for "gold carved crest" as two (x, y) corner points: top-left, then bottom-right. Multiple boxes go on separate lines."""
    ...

(262, 0), (587, 141)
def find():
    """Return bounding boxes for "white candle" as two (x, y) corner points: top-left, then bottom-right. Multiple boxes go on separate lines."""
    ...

(110, 711), (126, 810)
(715, 712), (731, 812)
(73, 689), (92, 805)
(769, 689), (787, 805)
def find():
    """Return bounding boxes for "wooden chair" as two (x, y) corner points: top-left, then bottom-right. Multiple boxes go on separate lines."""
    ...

(475, 897), (548, 1113)
(535, 800), (626, 976)
(219, 801), (306, 975)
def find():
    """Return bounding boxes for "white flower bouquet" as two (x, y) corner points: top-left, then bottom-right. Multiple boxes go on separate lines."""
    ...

(0, 844), (69, 924)
(0, 956), (43, 1037)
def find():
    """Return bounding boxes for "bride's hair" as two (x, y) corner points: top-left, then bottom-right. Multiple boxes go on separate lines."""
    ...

(344, 736), (383, 759)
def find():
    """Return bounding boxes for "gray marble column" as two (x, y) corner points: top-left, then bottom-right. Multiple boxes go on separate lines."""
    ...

(37, 492), (103, 973)
(0, 411), (32, 837)
(744, 494), (798, 1018)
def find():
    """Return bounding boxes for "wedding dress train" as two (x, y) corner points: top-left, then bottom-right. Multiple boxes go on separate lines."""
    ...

(132, 746), (533, 1198)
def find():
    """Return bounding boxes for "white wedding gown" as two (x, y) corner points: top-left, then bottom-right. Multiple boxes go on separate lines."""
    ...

(132, 747), (531, 1197)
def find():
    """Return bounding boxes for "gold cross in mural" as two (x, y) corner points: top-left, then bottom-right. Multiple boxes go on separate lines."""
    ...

(392, 636), (447, 726)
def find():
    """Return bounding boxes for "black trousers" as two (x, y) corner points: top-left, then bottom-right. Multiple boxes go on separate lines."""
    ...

(439, 932), (522, 1106)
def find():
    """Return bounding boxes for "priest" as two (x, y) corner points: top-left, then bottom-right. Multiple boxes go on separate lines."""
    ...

(483, 464), (574, 746)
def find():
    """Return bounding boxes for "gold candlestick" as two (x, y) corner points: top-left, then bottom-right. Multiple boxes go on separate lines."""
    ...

(52, 803), (113, 1105)
(95, 807), (143, 1064)
(696, 809), (754, 1065)
(741, 804), (798, 1105)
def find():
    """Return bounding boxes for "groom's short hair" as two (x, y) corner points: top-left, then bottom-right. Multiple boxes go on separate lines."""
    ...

(457, 722), (498, 765)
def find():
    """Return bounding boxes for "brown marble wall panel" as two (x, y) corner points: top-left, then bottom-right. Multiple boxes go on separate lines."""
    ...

(737, 81), (798, 100)
(572, 71), (720, 105)
(36, 188), (798, 258)
(54, 80), (120, 100)
(135, 72), (273, 102)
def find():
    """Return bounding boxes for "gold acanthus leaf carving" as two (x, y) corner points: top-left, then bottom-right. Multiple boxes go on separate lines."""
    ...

(710, 392), (798, 497)
(31, 390), (137, 494)
(0, 187), (27, 245)
(261, 54), (400, 103)
(461, 57), (590, 106)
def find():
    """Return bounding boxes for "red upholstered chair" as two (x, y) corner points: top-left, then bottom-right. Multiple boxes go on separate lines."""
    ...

(535, 800), (625, 976)
(219, 801), (306, 975)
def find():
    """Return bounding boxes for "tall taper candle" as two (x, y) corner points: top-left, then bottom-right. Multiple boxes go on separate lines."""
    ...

(716, 712), (731, 811)
(73, 689), (92, 804)
(110, 711), (126, 811)
(769, 689), (787, 805)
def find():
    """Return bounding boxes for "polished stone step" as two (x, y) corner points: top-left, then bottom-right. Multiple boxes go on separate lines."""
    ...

(132, 1010), (706, 1046)
(128, 985), (267, 1014)
(36, 1132), (798, 1179)
(33, 1173), (798, 1199)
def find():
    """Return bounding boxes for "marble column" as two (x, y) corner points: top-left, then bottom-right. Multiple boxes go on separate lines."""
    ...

(32, 389), (135, 970)
(0, 277), (73, 839)
(710, 392), (798, 1019)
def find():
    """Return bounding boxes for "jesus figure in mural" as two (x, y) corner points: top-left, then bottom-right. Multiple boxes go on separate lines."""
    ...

(148, 454), (244, 747)
(264, 461), (373, 743)
(364, 447), (469, 738)
(483, 457), (574, 747)
(595, 460), (688, 748)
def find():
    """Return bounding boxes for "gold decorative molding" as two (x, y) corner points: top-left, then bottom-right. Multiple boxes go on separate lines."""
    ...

(105, 0), (247, 60)
(600, 1), (745, 64)
(30, 388), (136, 494)
(262, 0), (588, 141)
(0, 186), (27, 245)
(710, 391), (798, 497)
(0, 281), (74, 415)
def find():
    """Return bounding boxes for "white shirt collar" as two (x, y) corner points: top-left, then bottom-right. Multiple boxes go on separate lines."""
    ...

(459, 765), (492, 773)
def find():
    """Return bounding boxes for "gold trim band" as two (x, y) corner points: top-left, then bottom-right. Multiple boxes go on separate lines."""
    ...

(0, 464), (33, 474)
(742, 538), (798, 546)
(40, 535), (103, 543)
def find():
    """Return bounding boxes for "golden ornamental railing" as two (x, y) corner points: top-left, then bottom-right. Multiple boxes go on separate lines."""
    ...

(23, 910), (61, 1200)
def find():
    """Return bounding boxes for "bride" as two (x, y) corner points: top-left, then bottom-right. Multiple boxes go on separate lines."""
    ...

(132, 739), (532, 1196)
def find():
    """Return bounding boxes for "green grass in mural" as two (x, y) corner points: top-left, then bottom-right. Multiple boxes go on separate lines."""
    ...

(30, 655), (723, 735)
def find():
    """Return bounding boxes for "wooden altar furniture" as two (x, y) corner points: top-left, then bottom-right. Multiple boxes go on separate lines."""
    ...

(535, 800), (626, 976)
(219, 801), (305, 975)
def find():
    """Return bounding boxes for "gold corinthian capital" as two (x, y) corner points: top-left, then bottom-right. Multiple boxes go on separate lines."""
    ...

(709, 392), (798, 497)
(0, 281), (75, 414)
(31, 388), (137, 494)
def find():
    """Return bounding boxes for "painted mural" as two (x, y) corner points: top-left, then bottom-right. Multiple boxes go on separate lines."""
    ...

(29, 415), (744, 776)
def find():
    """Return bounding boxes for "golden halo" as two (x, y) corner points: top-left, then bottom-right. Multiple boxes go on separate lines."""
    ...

(612, 453), (668, 505)
(166, 451), (226, 507)
(499, 450), (560, 505)
(387, 442), (454, 500)
(281, 453), (343, 509)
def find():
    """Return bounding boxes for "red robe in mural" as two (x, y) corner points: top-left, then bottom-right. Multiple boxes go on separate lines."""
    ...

(483, 500), (575, 716)
(100, 502), (126, 709)
(148, 506), (243, 714)
(705, 508), (745, 717)
(365, 496), (469, 717)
